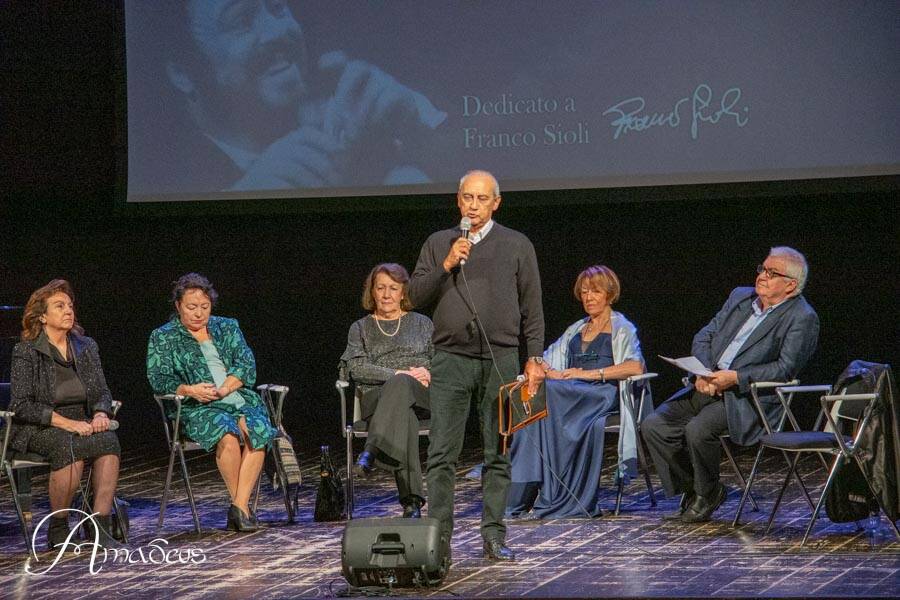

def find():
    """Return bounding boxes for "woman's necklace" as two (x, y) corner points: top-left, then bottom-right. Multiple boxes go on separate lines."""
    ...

(583, 314), (611, 338)
(373, 312), (403, 337)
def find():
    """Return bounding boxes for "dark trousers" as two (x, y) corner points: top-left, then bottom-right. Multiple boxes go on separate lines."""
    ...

(364, 374), (429, 505)
(642, 389), (729, 498)
(426, 350), (519, 543)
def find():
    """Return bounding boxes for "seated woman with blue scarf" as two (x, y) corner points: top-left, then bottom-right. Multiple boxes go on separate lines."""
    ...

(507, 265), (648, 518)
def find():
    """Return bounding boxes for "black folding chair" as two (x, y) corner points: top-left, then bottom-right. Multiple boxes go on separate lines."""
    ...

(719, 380), (802, 515)
(734, 372), (900, 545)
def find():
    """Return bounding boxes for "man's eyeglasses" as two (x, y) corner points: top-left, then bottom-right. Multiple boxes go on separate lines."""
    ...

(756, 264), (794, 280)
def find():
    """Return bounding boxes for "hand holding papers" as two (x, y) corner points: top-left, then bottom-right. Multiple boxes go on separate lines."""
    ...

(658, 355), (713, 377)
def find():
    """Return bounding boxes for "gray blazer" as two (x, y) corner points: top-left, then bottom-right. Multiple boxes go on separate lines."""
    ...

(685, 286), (819, 445)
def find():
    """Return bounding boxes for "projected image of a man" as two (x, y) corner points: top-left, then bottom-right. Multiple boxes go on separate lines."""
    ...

(169, 0), (312, 148)
(161, 0), (446, 192)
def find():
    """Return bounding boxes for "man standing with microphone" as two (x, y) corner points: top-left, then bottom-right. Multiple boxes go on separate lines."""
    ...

(409, 170), (545, 562)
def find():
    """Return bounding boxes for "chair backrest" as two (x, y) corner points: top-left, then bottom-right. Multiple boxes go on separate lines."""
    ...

(153, 394), (183, 447)
(257, 384), (289, 427)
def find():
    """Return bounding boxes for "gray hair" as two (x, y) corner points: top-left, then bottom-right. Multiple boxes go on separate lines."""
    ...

(769, 246), (808, 294)
(458, 170), (500, 197)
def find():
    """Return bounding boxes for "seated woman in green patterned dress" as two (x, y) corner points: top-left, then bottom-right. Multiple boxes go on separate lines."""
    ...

(147, 273), (276, 532)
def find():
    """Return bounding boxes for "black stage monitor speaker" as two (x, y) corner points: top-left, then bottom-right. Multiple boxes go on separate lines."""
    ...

(341, 517), (449, 588)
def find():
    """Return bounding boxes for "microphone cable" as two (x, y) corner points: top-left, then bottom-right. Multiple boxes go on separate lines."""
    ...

(457, 263), (598, 522)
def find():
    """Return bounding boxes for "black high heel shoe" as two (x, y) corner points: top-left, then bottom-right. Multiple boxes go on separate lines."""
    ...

(227, 504), (259, 532)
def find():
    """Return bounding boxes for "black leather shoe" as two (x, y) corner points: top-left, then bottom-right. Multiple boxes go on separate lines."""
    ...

(483, 539), (515, 561)
(227, 504), (259, 532)
(354, 451), (375, 478)
(681, 483), (727, 523)
(663, 491), (697, 520)
(402, 497), (423, 518)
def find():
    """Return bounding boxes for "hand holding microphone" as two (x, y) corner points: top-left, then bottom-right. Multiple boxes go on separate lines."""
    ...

(90, 412), (119, 434)
(443, 217), (473, 272)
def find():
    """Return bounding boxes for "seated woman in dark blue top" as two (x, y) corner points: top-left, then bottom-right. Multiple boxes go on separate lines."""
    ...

(507, 265), (647, 518)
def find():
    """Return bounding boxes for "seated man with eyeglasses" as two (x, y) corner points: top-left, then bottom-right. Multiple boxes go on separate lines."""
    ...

(642, 246), (819, 523)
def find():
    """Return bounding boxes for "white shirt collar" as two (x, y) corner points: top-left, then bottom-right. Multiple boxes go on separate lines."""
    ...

(753, 295), (789, 315)
(469, 219), (494, 244)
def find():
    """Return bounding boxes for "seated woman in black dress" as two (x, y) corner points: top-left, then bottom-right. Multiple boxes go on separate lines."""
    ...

(340, 263), (433, 518)
(507, 265), (646, 518)
(9, 280), (121, 548)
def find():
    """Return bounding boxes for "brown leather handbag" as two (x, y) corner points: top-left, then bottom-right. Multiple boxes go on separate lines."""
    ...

(498, 377), (548, 453)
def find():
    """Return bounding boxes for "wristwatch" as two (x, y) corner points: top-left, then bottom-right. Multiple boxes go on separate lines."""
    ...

(529, 356), (544, 365)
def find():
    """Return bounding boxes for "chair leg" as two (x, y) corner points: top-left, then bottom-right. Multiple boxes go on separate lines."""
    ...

(15, 468), (33, 518)
(6, 464), (32, 553)
(345, 427), (354, 520)
(722, 439), (759, 512)
(800, 455), (843, 547)
(252, 471), (262, 517)
(765, 454), (798, 536)
(177, 445), (201, 535)
(780, 450), (815, 511)
(733, 445), (764, 527)
(158, 443), (178, 531)
(635, 436), (657, 507)
(614, 472), (624, 516)
(271, 447), (295, 523)
(113, 497), (130, 544)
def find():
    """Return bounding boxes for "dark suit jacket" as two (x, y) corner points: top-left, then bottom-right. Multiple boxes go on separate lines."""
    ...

(8, 332), (113, 454)
(690, 286), (819, 445)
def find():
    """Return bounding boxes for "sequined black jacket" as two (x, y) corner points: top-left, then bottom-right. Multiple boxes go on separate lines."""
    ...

(8, 332), (113, 454)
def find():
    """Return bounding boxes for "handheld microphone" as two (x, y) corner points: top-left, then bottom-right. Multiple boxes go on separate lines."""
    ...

(459, 217), (472, 265)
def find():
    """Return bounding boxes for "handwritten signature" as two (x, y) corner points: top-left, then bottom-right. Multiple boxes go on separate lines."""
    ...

(602, 84), (748, 140)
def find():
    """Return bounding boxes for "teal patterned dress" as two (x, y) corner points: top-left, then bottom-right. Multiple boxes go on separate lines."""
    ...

(147, 316), (276, 452)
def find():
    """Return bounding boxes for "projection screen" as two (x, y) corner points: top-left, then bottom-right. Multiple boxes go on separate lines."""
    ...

(124, 1), (900, 203)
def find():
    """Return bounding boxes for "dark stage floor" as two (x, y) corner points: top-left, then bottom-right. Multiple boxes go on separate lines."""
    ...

(1, 441), (898, 599)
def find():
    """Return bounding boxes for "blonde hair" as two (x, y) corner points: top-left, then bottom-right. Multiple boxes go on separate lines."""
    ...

(573, 265), (621, 305)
